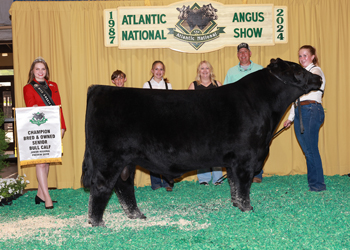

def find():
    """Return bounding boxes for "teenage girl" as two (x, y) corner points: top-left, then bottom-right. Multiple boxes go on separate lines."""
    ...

(143, 61), (173, 191)
(143, 61), (172, 90)
(23, 57), (66, 209)
(283, 45), (326, 192)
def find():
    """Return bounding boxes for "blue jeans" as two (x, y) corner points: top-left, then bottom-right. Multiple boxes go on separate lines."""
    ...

(197, 167), (222, 184)
(150, 172), (170, 190)
(255, 169), (263, 180)
(294, 102), (326, 191)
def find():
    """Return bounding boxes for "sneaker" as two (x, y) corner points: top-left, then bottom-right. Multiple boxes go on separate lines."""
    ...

(214, 182), (221, 186)
(200, 182), (209, 186)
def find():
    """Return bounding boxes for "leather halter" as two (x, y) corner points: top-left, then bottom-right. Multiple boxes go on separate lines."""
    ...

(267, 69), (309, 94)
(267, 68), (308, 133)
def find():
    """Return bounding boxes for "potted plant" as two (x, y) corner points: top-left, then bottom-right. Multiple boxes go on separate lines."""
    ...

(0, 175), (30, 206)
(0, 110), (29, 205)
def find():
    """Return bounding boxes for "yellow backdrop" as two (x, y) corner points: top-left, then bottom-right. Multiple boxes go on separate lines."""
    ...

(10, 0), (350, 189)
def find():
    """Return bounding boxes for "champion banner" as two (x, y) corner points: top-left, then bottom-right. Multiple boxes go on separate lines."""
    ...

(15, 106), (62, 166)
(104, 1), (288, 53)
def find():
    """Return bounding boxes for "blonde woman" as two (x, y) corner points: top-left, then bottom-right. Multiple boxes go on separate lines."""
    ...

(188, 61), (223, 185)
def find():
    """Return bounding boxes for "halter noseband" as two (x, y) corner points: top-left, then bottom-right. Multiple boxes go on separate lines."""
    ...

(268, 68), (309, 94)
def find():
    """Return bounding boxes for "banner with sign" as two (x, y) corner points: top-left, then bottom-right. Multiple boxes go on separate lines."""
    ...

(15, 106), (62, 166)
(104, 1), (288, 53)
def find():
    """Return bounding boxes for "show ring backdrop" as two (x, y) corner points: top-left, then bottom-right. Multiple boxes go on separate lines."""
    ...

(10, 0), (350, 190)
(15, 106), (62, 166)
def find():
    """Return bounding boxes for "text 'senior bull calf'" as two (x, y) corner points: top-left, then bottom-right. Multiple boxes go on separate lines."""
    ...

(82, 58), (322, 227)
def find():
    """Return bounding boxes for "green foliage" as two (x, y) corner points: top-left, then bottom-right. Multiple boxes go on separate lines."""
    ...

(0, 175), (29, 200)
(0, 110), (9, 177)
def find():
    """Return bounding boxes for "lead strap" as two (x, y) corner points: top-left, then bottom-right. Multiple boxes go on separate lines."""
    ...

(298, 97), (304, 134)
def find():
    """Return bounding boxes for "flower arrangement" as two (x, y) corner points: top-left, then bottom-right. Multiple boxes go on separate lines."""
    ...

(0, 174), (29, 202)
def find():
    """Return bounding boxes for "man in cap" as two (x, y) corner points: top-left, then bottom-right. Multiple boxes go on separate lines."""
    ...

(223, 42), (264, 183)
(223, 42), (263, 84)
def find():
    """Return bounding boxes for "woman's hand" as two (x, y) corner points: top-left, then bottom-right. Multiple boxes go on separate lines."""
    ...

(283, 120), (292, 128)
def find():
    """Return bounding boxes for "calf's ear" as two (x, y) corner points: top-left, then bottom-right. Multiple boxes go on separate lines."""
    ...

(268, 58), (280, 69)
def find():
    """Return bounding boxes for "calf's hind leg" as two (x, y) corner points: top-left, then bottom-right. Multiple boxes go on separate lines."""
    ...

(114, 166), (146, 219)
(88, 180), (114, 227)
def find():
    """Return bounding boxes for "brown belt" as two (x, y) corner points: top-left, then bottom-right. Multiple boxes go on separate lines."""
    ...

(299, 100), (318, 106)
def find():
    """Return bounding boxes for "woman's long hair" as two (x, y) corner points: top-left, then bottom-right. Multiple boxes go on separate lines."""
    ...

(195, 60), (217, 87)
(299, 45), (319, 66)
(27, 57), (50, 84)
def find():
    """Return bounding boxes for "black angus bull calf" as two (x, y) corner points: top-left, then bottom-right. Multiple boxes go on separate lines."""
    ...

(82, 58), (322, 227)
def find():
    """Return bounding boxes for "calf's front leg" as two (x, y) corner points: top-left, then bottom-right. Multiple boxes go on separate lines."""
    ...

(226, 167), (253, 212)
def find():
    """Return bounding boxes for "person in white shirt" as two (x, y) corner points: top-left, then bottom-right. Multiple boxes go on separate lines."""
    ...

(284, 45), (326, 192)
(143, 61), (173, 191)
(143, 61), (172, 90)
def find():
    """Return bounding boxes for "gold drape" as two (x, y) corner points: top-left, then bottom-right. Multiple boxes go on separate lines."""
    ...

(10, 0), (350, 189)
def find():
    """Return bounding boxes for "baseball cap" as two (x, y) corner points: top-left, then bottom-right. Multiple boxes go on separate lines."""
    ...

(237, 43), (250, 52)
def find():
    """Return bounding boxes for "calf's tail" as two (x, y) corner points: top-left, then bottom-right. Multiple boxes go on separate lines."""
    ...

(81, 85), (96, 188)
(81, 143), (93, 188)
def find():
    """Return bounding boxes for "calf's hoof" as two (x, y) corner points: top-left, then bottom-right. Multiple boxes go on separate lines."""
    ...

(90, 219), (106, 227)
(232, 201), (253, 212)
(127, 212), (147, 220)
(239, 205), (253, 212)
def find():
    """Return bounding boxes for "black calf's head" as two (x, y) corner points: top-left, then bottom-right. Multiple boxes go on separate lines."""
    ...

(267, 58), (322, 94)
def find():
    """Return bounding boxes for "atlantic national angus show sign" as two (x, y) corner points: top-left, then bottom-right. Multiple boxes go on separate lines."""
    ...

(15, 106), (62, 166)
(104, 1), (288, 53)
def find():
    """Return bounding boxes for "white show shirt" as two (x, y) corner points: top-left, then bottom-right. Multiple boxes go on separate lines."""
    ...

(143, 78), (172, 90)
(287, 63), (326, 121)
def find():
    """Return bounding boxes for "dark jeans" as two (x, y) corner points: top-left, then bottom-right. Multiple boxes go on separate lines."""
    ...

(150, 172), (170, 190)
(294, 102), (326, 191)
(255, 169), (263, 180)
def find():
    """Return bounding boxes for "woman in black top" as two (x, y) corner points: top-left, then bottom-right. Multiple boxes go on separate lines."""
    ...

(188, 61), (223, 185)
(188, 60), (222, 90)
